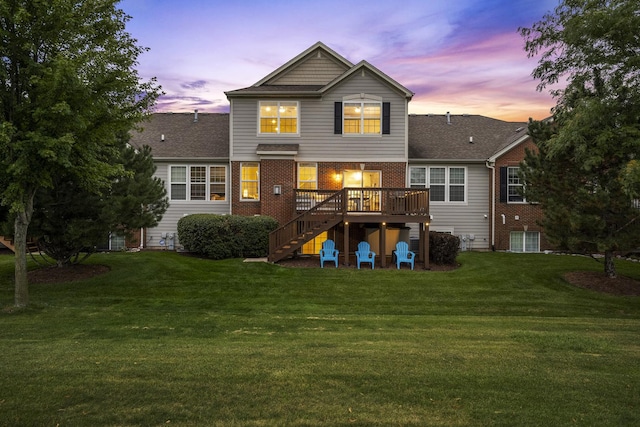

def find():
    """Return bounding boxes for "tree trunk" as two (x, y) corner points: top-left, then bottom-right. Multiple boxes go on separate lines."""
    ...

(604, 250), (617, 279)
(14, 191), (35, 308)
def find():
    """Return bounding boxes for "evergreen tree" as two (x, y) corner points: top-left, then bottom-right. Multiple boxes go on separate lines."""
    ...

(29, 144), (168, 266)
(520, 0), (640, 277)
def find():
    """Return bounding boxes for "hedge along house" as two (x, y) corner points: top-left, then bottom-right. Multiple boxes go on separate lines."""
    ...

(130, 41), (551, 261)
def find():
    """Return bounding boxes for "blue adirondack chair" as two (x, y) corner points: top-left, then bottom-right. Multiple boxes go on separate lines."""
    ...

(355, 241), (376, 269)
(395, 241), (415, 270)
(319, 239), (339, 268)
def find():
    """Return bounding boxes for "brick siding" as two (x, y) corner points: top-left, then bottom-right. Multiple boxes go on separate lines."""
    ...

(231, 160), (407, 224)
(493, 138), (553, 251)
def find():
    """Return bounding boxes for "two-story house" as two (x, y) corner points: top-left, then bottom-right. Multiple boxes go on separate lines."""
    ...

(224, 42), (430, 265)
(129, 41), (551, 264)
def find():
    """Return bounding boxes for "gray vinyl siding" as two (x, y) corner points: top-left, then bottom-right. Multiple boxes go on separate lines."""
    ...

(230, 72), (408, 163)
(145, 162), (231, 249)
(270, 55), (348, 85)
(409, 163), (491, 251)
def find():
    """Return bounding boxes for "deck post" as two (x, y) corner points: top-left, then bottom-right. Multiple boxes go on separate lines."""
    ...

(380, 222), (387, 268)
(343, 222), (350, 266)
(422, 222), (430, 270)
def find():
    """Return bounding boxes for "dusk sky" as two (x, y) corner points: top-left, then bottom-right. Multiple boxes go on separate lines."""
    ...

(120, 0), (561, 122)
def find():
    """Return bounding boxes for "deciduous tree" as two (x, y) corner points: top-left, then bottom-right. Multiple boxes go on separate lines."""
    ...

(0, 0), (160, 306)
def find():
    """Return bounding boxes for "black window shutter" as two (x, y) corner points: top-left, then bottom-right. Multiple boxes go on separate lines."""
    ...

(382, 102), (391, 134)
(334, 102), (342, 134)
(499, 167), (507, 203)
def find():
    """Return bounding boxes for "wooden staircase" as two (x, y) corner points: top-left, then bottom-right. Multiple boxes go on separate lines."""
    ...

(269, 190), (345, 262)
(269, 188), (431, 263)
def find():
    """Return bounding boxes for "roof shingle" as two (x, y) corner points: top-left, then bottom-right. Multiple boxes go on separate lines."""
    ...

(129, 113), (229, 159)
(408, 115), (528, 161)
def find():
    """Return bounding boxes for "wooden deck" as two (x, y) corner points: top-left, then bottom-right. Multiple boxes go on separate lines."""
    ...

(269, 188), (430, 265)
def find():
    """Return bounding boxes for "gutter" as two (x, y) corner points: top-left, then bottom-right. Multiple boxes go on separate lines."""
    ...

(409, 158), (488, 163)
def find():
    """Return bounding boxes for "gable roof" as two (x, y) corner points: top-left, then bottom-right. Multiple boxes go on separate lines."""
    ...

(408, 114), (528, 162)
(225, 42), (413, 100)
(321, 60), (414, 99)
(254, 41), (353, 86)
(129, 113), (229, 160)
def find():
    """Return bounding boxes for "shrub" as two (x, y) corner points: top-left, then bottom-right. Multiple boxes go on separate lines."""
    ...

(429, 231), (460, 265)
(177, 214), (278, 259)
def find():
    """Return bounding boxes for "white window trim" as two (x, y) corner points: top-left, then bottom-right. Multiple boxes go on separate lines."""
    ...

(510, 231), (540, 253)
(258, 101), (299, 136)
(297, 162), (318, 189)
(342, 94), (382, 136)
(169, 165), (227, 202)
(409, 166), (467, 204)
(240, 162), (260, 201)
(507, 166), (527, 204)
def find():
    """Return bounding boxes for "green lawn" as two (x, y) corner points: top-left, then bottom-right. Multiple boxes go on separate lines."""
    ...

(1, 251), (639, 426)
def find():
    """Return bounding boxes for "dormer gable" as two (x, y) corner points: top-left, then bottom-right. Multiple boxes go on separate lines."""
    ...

(323, 60), (414, 100)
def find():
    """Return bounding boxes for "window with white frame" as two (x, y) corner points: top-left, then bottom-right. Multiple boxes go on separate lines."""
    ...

(209, 166), (227, 200)
(508, 167), (525, 203)
(409, 167), (427, 188)
(259, 101), (298, 134)
(240, 162), (260, 200)
(170, 165), (227, 201)
(429, 167), (446, 201)
(344, 101), (381, 134)
(448, 167), (465, 202)
(409, 166), (466, 203)
(297, 163), (317, 189)
(510, 231), (539, 252)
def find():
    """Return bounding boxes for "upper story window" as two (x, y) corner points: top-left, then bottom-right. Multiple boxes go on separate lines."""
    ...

(170, 165), (227, 201)
(409, 166), (466, 203)
(500, 166), (527, 203)
(334, 95), (390, 135)
(507, 167), (525, 203)
(240, 162), (260, 200)
(344, 102), (381, 134)
(259, 101), (298, 135)
(297, 163), (317, 189)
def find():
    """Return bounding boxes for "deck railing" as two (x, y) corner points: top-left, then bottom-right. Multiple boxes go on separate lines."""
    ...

(295, 188), (429, 215)
(271, 188), (429, 262)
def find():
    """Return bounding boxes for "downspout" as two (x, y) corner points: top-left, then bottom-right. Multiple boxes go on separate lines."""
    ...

(139, 227), (144, 249)
(229, 99), (234, 215)
(486, 160), (496, 250)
